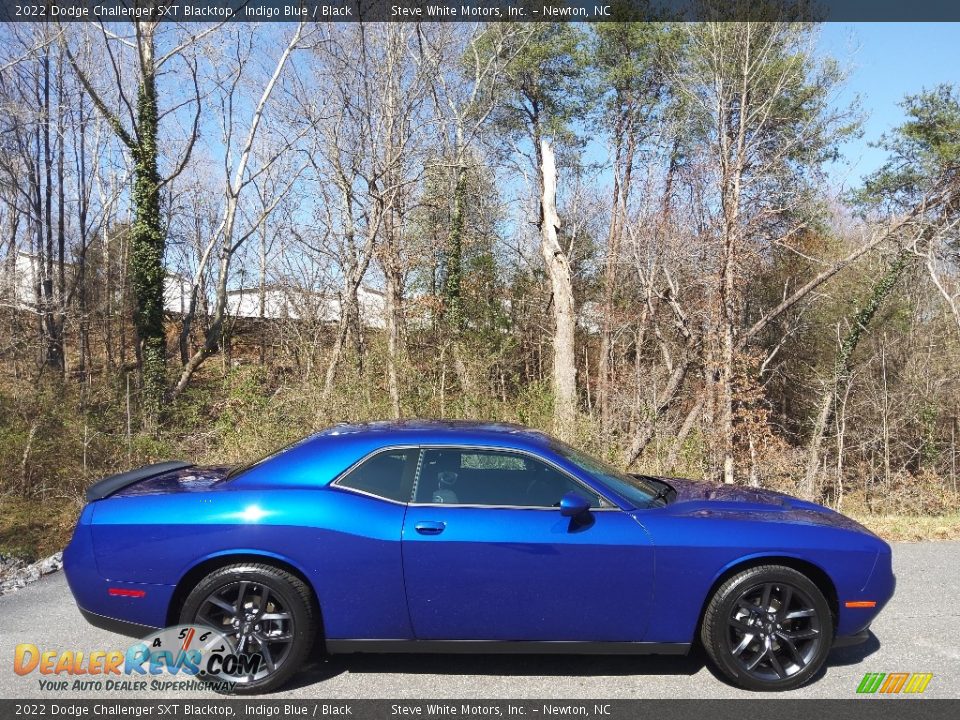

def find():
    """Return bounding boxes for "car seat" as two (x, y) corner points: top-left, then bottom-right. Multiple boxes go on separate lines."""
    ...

(432, 470), (459, 503)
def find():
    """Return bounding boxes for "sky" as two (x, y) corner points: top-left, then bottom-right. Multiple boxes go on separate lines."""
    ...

(818, 22), (960, 189)
(572, 23), (960, 204)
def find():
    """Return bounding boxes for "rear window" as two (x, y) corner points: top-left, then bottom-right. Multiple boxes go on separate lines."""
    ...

(335, 449), (419, 503)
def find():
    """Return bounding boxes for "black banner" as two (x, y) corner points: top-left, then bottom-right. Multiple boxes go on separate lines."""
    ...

(2, 0), (960, 23)
(1, 700), (959, 720)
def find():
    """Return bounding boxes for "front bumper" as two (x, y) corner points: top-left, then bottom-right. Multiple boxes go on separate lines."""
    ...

(834, 628), (871, 648)
(835, 547), (896, 638)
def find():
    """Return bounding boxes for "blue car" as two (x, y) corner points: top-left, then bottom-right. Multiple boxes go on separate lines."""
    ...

(64, 420), (894, 693)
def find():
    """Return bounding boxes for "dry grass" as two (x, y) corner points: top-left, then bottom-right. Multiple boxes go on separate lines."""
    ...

(0, 495), (81, 560)
(2, 368), (959, 561)
(848, 512), (960, 542)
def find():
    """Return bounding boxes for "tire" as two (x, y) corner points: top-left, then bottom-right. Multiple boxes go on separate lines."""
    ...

(179, 563), (317, 694)
(700, 565), (833, 691)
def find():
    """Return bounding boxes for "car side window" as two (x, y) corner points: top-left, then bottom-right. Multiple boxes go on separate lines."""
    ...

(414, 448), (602, 508)
(335, 448), (419, 503)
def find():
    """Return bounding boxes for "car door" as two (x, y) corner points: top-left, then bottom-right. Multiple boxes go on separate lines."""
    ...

(401, 446), (654, 642)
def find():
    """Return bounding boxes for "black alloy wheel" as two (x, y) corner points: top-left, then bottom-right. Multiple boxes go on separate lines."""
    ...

(726, 581), (822, 681)
(701, 565), (834, 691)
(180, 563), (317, 694)
(197, 580), (295, 680)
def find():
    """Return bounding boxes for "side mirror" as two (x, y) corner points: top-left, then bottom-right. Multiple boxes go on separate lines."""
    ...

(559, 491), (591, 518)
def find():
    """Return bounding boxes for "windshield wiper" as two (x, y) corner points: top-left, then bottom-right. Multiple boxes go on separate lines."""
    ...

(646, 479), (675, 508)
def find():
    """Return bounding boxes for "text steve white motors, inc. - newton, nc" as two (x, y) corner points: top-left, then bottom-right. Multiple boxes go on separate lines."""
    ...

(389, 4), (612, 19)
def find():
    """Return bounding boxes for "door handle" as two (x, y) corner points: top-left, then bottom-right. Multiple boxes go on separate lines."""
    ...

(414, 521), (446, 535)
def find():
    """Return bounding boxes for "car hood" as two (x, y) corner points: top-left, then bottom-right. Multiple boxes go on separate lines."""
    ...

(667, 477), (796, 505)
(655, 476), (874, 534)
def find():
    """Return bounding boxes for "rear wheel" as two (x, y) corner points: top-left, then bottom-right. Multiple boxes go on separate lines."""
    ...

(701, 565), (833, 691)
(180, 563), (316, 694)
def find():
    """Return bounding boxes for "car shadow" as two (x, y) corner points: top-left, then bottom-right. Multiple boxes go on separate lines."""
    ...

(287, 646), (704, 690)
(827, 630), (882, 667)
(286, 631), (881, 691)
(696, 630), (882, 686)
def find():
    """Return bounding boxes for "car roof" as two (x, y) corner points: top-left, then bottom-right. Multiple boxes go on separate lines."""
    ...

(227, 420), (565, 492)
(314, 419), (555, 446)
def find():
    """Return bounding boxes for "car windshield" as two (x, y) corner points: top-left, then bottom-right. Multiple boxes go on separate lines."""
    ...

(550, 441), (668, 508)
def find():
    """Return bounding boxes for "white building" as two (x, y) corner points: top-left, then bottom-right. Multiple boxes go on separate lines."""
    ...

(2, 250), (192, 315)
(1, 251), (40, 310)
(225, 284), (386, 328)
(3, 251), (390, 331)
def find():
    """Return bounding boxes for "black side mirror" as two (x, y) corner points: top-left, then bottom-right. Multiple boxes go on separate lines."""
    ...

(559, 491), (591, 518)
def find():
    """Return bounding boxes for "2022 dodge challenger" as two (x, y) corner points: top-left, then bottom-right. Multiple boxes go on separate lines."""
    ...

(64, 420), (894, 693)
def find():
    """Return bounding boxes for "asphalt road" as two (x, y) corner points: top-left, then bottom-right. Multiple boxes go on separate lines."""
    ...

(2, 542), (958, 700)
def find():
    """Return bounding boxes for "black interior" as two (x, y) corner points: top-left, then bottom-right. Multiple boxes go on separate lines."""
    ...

(338, 447), (601, 508)
(414, 449), (599, 507)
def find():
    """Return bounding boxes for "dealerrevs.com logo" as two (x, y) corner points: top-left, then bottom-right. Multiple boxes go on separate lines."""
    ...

(13, 624), (261, 692)
(856, 672), (934, 695)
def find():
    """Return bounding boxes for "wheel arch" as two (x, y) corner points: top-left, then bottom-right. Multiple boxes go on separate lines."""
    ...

(695, 554), (839, 644)
(166, 551), (323, 637)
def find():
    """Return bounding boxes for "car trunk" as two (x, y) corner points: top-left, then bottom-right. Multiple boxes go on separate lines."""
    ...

(86, 463), (233, 500)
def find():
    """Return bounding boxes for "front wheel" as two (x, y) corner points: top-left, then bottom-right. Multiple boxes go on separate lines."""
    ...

(179, 563), (317, 694)
(700, 565), (833, 691)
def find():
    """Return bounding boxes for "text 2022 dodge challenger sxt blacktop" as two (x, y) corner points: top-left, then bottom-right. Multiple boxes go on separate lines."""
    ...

(64, 420), (894, 693)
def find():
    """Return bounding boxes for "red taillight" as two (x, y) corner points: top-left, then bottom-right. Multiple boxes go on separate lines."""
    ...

(108, 587), (146, 598)
(844, 600), (877, 608)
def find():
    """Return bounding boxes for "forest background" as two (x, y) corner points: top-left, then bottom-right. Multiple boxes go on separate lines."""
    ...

(2, 15), (960, 559)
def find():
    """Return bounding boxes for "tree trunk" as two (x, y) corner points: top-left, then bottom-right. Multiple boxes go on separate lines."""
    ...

(171, 198), (237, 399)
(666, 395), (705, 471)
(444, 161), (477, 412)
(623, 358), (692, 467)
(55, 55), (67, 376)
(445, 162), (467, 332)
(597, 124), (634, 437)
(384, 259), (403, 419)
(802, 251), (912, 499)
(538, 139), (577, 441)
(129, 22), (166, 429)
(41, 45), (64, 373)
(258, 225), (268, 366)
(323, 181), (373, 397)
(718, 225), (737, 484)
(76, 93), (91, 378)
(170, 23), (303, 399)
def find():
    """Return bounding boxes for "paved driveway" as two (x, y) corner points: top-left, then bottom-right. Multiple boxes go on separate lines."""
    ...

(1, 542), (957, 699)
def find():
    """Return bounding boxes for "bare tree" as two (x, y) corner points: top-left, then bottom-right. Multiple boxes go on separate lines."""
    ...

(59, 16), (207, 426)
(676, 22), (854, 482)
(172, 22), (310, 398)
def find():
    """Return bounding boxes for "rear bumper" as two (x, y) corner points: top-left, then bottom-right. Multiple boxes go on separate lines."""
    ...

(79, 608), (158, 639)
(64, 504), (174, 630)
